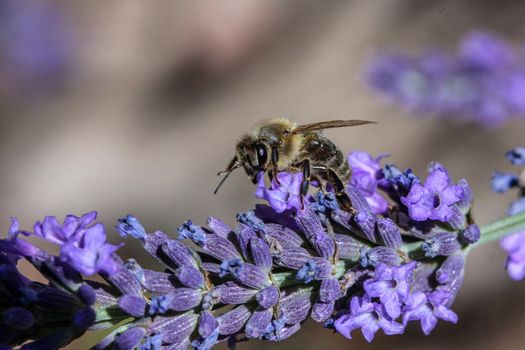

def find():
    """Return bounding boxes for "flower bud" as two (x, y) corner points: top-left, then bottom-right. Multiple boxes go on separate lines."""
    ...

(3, 307), (34, 330)
(265, 223), (304, 248)
(249, 237), (272, 271)
(245, 309), (273, 339)
(150, 312), (197, 344)
(422, 232), (461, 258)
(319, 276), (341, 303)
(360, 247), (401, 267)
(176, 266), (205, 289)
(118, 295), (147, 317)
(376, 218), (402, 249)
(218, 306), (251, 335)
(436, 253), (465, 285)
(198, 310), (218, 338)
(459, 224), (480, 245)
(114, 327), (146, 350)
(311, 301), (334, 323)
(279, 288), (313, 325)
(218, 282), (257, 305)
(353, 211), (377, 243)
(334, 234), (364, 261)
(206, 217), (232, 238)
(256, 285), (279, 309)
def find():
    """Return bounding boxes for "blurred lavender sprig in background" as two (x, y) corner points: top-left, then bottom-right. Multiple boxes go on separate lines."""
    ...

(492, 147), (525, 280)
(0, 0), (75, 98)
(367, 31), (525, 127)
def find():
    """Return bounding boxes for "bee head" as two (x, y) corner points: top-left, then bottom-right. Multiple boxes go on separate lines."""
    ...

(236, 137), (270, 183)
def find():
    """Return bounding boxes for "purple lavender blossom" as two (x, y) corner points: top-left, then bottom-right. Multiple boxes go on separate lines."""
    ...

(493, 147), (525, 280)
(501, 231), (525, 280)
(367, 31), (525, 127)
(255, 172), (303, 213)
(1, 0), (75, 96)
(334, 295), (405, 342)
(5, 213), (121, 276)
(401, 166), (463, 222)
(348, 151), (388, 214)
(0, 150), (486, 349)
(363, 262), (417, 318)
(402, 291), (458, 335)
(506, 148), (525, 165)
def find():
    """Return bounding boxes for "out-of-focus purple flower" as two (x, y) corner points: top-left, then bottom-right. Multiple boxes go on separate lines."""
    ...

(255, 172), (303, 213)
(491, 171), (518, 193)
(501, 231), (525, 281)
(363, 262), (417, 318)
(367, 31), (525, 127)
(1, 0), (75, 96)
(334, 295), (404, 342)
(60, 226), (121, 276)
(348, 151), (388, 214)
(493, 147), (525, 280)
(402, 290), (458, 335)
(6, 212), (121, 276)
(116, 215), (147, 240)
(509, 197), (525, 216)
(460, 32), (513, 71)
(401, 166), (463, 222)
(506, 148), (525, 165)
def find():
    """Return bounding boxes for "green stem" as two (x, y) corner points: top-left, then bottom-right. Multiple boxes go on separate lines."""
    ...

(476, 211), (525, 245)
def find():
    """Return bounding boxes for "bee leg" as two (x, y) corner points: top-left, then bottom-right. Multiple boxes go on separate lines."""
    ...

(268, 169), (274, 182)
(300, 160), (311, 210)
(326, 169), (355, 213)
(217, 156), (238, 176)
(271, 146), (281, 185)
(214, 156), (240, 194)
(313, 165), (354, 213)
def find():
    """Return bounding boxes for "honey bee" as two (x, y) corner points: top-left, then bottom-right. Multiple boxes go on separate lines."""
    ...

(214, 119), (376, 210)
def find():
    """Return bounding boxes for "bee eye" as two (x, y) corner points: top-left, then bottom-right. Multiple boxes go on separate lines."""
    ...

(255, 144), (268, 167)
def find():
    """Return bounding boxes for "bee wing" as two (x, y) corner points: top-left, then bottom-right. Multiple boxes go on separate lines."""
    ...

(290, 120), (376, 134)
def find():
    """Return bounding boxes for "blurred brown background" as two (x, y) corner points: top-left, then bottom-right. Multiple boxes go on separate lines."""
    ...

(2, 0), (525, 349)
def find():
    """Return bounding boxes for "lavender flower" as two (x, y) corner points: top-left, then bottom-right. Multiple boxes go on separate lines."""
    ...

(0, 0), (75, 96)
(493, 147), (525, 280)
(401, 165), (463, 222)
(363, 262), (417, 318)
(402, 291), (458, 335)
(0, 150), (486, 348)
(348, 151), (388, 214)
(334, 295), (405, 342)
(367, 31), (525, 127)
(255, 172), (303, 213)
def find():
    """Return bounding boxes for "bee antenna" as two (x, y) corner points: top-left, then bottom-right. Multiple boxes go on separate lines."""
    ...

(213, 164), (241, 194)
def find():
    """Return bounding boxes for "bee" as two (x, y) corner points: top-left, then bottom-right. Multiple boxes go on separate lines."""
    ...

(213, 119), (376, 210)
